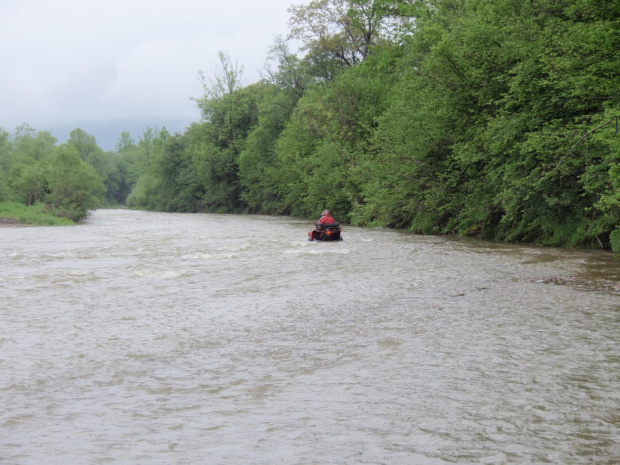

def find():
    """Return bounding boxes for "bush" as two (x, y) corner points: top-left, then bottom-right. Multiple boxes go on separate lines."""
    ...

(610, 229), (620, 254)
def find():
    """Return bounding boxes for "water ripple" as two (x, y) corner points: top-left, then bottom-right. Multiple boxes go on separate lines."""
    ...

(0, 209), (619, 464)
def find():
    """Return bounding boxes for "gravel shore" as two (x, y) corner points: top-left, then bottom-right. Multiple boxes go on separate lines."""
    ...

(0, 218), (28, 227)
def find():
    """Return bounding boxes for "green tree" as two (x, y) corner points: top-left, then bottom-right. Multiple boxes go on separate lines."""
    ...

(67, 128), (127, 205)
(142, 135), (201, 212)
(68, 129), (109, 179)
(4, 125), (57, 205)
(271, 44), (398, 220)
(43, 144), (106, 221)
(112, 131), (141, 204)
(262, 36), (315, 96)
(238, 83), (300, 213)
(288, 0), (390, 67)
(115, 131), (135, 153)
(190, 53), (262, 212)
(125, 127), (172, 210)
(11, 124), (57, 162)
(0, 127), (13, 200)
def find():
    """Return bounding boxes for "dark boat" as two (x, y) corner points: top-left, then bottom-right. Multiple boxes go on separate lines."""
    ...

(308, 222), (343, 241)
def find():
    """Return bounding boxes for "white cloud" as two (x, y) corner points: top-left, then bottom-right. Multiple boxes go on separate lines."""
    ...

(0, 0), (294, 147)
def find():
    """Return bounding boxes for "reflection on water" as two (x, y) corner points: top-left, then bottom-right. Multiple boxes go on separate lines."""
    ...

(1, 209), (619, 464)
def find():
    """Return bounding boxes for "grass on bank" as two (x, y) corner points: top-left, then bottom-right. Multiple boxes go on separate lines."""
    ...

(0, 201), (75, 226)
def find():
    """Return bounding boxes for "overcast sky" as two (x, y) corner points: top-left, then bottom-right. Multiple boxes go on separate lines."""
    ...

(0, 0), (296, 150)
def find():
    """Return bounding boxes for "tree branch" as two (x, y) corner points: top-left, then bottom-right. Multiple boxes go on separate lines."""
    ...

(555, 118), (614, 170)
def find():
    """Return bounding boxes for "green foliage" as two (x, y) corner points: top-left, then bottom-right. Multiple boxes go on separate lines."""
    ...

(272, 49), (398, 220)
(238, 84), (300, 213)
(42, 145), (106, 221)
(0, 128), (11, 201)
(348, 0), (619, 248)
(11, 162), (48, 206)
(11, 124), (57, 162)
(182, 81), (263, 213)
(610, 228), (620, 254)
(0, 201), (74, 226)
(0, 126), (109, 222)
(126, 173), (162, 210)
(288, 0), (398, 68)
(125, 127), (189, 211)
(2, 125), (57, 205)
(117, 130), (149, 200)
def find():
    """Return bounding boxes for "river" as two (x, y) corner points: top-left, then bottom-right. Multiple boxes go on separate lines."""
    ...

(1, 209), (619, 464)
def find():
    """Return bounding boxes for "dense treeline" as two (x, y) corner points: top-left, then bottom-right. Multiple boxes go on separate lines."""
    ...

(0, 123), (159, 221)
(1, 0), (618, 251)
(0, 125), (104, 221)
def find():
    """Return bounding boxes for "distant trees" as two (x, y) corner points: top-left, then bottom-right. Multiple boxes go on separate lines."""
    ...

(0, 125), (106, 221)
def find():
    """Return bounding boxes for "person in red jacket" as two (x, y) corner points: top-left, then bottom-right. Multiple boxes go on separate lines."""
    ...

(318, 209), (336, 224)
(308, 209), (342, 240)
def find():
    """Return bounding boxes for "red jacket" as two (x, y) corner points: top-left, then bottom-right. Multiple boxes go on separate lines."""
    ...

(318, 214), (336, 224)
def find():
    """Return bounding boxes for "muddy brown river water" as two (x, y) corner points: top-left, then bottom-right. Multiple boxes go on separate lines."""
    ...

(1, 209), (619, 464)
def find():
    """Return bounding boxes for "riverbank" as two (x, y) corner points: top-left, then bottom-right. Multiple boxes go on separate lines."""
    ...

(0, 202), (74, 227)
(0, 217), (29, 227)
